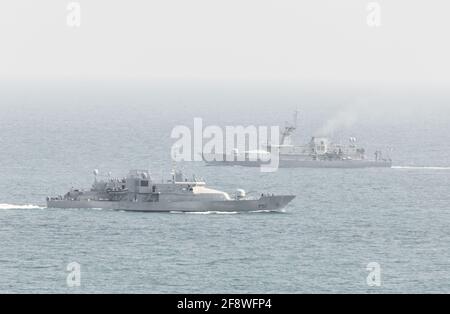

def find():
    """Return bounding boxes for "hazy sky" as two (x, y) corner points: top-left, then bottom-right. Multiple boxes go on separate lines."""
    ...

(1, 1), (449, 89)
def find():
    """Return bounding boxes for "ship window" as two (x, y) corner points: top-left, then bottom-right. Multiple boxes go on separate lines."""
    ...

(152, 185), (156, 193)
(140, 180), (149, 187)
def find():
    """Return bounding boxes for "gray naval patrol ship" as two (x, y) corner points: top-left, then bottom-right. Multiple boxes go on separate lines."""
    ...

(47, 169), (295, 212)
(203, 112), (392, 169)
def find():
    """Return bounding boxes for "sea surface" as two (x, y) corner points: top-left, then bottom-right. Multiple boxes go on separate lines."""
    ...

(0, 81), (449, 293)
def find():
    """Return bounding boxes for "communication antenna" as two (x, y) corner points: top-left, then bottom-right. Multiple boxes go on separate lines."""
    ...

(172, 146), (179, 172)
(170, 154), (177, 183)
(293, 109), (299, 129)
(93, 169), (99, 183)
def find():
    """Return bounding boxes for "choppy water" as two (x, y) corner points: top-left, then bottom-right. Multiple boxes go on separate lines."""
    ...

(1, 82), (449, 293)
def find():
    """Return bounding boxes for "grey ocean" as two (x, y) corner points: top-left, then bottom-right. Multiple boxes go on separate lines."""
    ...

(1, 82), (449, 293)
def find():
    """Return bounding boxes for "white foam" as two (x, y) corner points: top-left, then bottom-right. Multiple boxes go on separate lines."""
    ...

(185, 211), (239, 215)
(175, 209), (285, 214)
(0, 203), (45, 210)
(392, 166), (450, 170)
(250, 209), (286, 213)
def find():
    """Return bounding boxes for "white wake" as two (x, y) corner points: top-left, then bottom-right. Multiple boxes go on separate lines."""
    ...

(0, 203), (45, 210)
(392, 166), (450, 170)
(184, 211), (239, 215)
(171, 210), (285, 215)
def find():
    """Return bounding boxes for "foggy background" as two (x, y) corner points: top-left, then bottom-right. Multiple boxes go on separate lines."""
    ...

(1, 0), (450, 167)
(1, 0), (449, 85)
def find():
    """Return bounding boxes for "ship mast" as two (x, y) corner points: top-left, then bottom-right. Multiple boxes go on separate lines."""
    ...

(280, 109), (299, 145)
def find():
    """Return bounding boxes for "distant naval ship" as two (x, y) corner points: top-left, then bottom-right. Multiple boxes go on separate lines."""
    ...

(47, 169), (295, 212)
(203, 112), (392, 169)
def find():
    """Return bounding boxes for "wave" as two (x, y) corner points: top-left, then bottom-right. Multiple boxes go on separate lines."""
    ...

(171, 210), (285, 214)
(392, 166), (450, 170)
(170, 210), (239, 215)
(0, 203), (45, 210)
(250, 209), (286, 213)
(185, 211), (239, 215)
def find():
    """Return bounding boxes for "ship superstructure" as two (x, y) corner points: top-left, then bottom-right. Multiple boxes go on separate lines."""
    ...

(47, 169), (295, 212)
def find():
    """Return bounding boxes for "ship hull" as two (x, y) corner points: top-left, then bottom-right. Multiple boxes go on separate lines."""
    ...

(47, 195), (295, 212)
(204, 154), (392, 168)
(278, 159), (392, 168)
